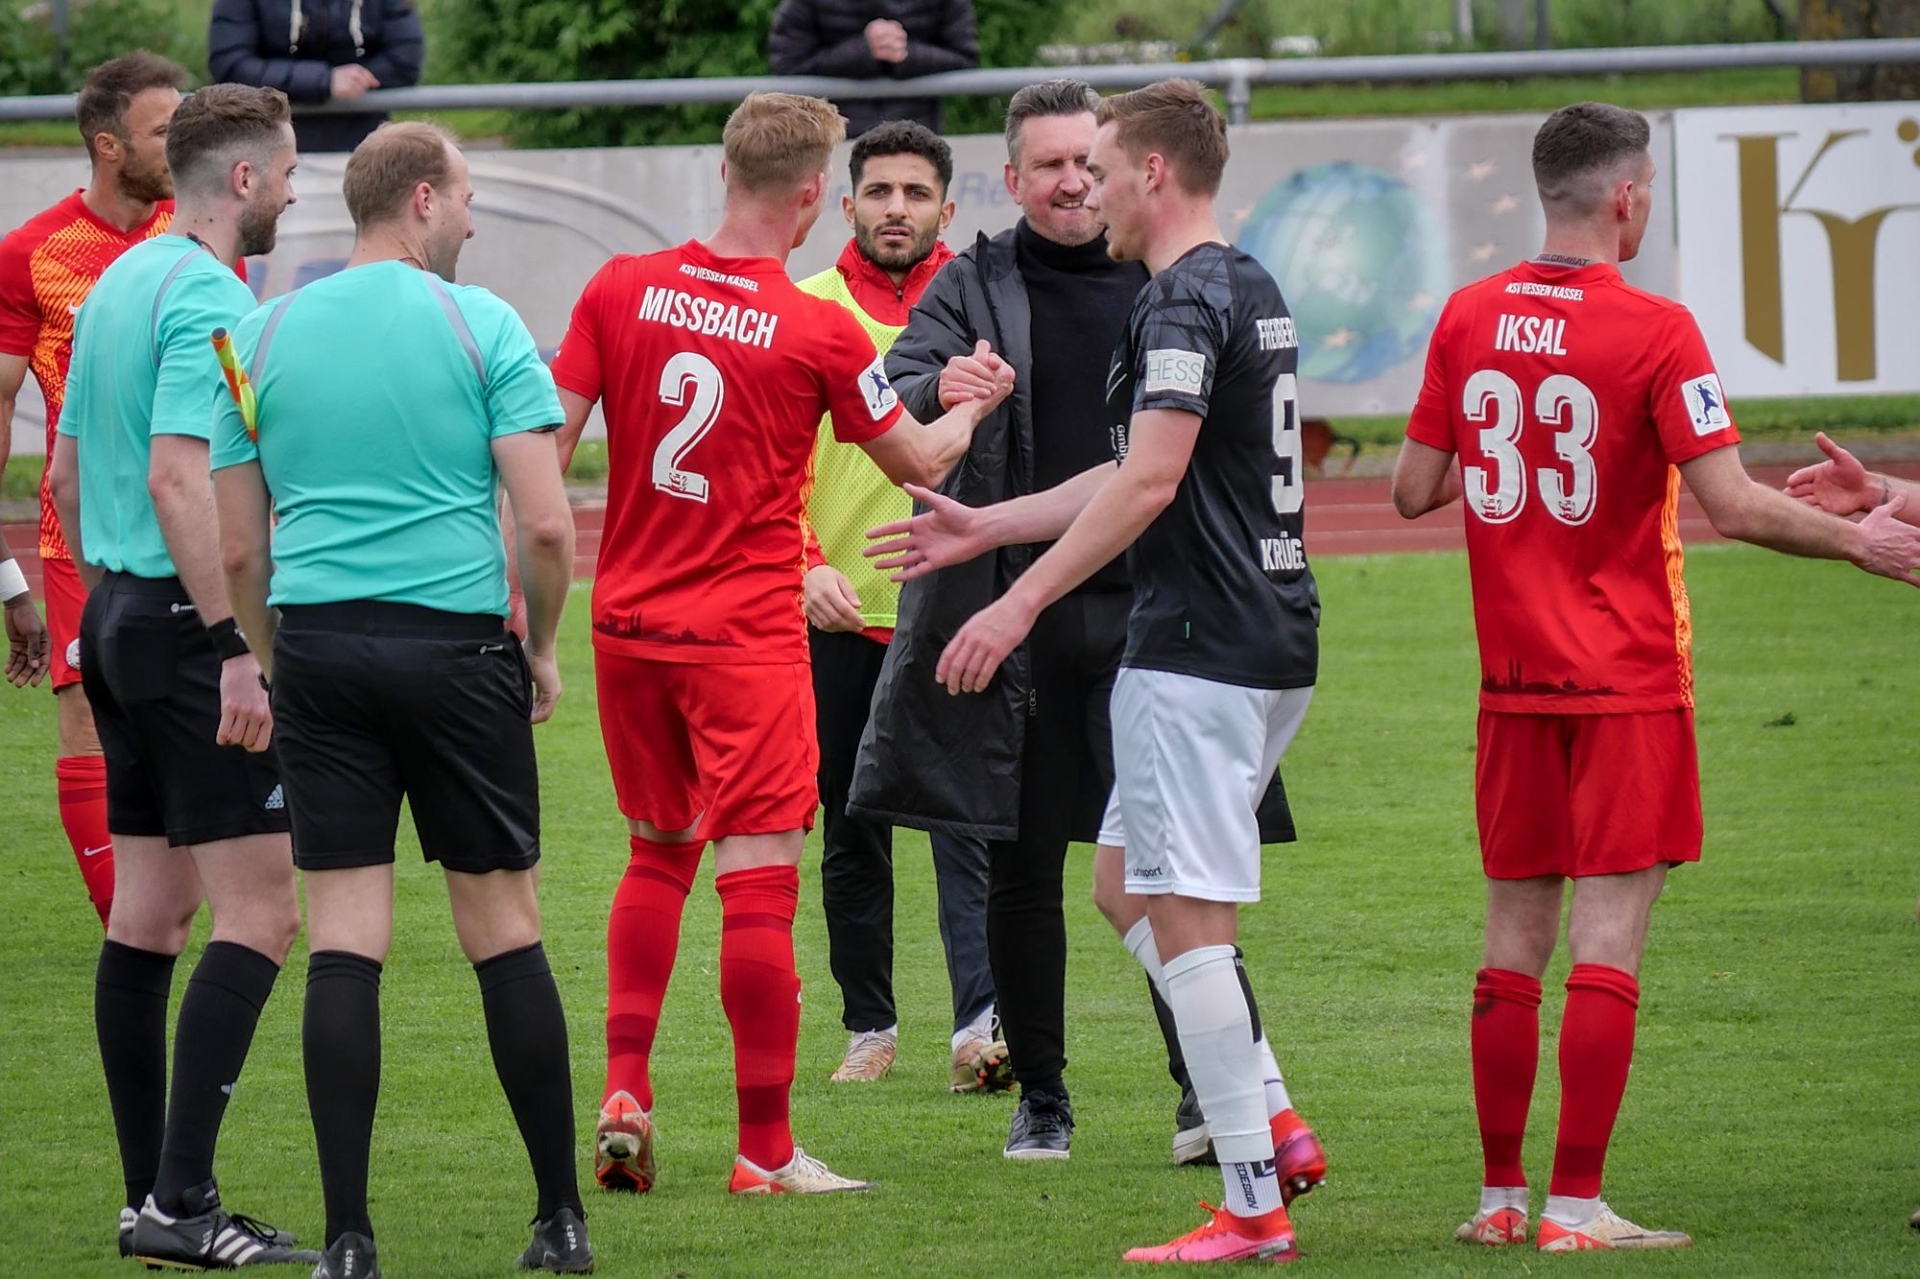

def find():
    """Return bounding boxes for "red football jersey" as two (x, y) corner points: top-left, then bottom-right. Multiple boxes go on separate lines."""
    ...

(1405, 260), (1741, 714)
(551, 240), (903, 663)
(0, 191), (173, 561)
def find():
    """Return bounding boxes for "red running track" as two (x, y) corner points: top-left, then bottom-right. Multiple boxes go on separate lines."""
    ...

(7, 462), (1916, 594)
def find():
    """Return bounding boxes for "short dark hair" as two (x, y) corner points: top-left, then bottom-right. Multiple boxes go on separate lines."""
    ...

(1532, 102), (1652, 213)
(165, 85), (293, 197)
(1094, 79), (1229, 196)
(1004, 78), (1099, 164)
(345, 121), (459, 228)
(850, 120), (953, 194)
(75, 52), (190, 159)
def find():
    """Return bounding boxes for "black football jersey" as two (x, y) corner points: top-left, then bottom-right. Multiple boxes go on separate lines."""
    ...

(1107, 242), (1318, 690)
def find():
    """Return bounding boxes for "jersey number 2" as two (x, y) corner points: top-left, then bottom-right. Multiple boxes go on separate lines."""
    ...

(1462, 370), (1598, 526)
(654, 351), (723, 503)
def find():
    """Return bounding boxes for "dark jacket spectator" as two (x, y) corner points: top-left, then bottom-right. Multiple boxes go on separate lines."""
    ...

(768, 0), (979, 137)
(209, 0), (425, 153)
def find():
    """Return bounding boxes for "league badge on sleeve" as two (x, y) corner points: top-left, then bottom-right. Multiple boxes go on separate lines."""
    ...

(860, 355), (898, 420)
(1680, 374), (1731, 437)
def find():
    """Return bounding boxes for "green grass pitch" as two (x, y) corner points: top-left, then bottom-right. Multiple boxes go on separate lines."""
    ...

(2, 545), (1916, 1276)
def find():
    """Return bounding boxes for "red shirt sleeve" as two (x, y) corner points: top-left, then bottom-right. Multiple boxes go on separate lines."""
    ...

(1404, 298), (1458, 452)
(0, 231), (42, 358)
(821, 303), (902, 445)
(1647, 305), (1740, 465)
(549, 262), (609, 403)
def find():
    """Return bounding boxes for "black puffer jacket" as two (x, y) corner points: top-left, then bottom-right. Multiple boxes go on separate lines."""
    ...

(850, 228), (1298, 845)
(767, 0), (979, 136)
(208, 0), (425, 154)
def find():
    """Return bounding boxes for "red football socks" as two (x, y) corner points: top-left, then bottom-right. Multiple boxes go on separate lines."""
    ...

(1470, 966), (1542, 1188)
(57, 755), (114, 929)
(604, 835), (702, 1112)
(1550, 963), (1640, 1199)
(717, 863), (801, 1171)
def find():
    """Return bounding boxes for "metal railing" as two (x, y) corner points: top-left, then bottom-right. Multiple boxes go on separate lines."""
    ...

(3, 37), (1917, 126)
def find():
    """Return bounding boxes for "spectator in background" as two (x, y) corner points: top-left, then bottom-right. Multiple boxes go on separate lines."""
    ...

(768, 0), (978, 137)
(209, 0), (425, 153)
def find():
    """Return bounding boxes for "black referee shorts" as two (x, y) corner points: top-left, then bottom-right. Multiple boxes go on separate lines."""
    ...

(270, 601), (539, 874)
(78, 572), (289, 847)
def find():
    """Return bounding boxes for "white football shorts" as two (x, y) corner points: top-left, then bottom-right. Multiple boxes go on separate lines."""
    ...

(1097, 668), (1313, 903)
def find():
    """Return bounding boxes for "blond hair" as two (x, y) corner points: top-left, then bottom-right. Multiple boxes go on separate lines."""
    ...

(1094, 79), (1229, 196)
(343, 121), (460, 229)
(723, 93), (846, 194)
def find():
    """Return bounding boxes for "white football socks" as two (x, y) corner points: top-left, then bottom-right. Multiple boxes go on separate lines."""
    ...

(1164, 944), (1278, 1219)
(1481, 1185), (1529, 1215)
(1128, 919), (1293, 1117)
(1544, 1193), (1602, 1226)
(952, 1004), (996, 1052)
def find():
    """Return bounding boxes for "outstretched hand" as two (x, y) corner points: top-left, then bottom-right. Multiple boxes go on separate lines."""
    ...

(866, 484), (991, 582)
(1785, 432), (1877, 517)
(1852, 492), (1920, 588)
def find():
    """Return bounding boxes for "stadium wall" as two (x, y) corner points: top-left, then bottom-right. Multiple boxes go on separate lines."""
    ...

(5, 102), (1913, 443)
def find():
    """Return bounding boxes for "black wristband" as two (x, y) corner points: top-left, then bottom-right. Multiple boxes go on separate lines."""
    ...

(206, 616), (251, 662)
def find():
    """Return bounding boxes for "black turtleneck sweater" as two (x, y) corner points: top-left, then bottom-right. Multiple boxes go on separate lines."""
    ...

(1015, 219), (1149, 593)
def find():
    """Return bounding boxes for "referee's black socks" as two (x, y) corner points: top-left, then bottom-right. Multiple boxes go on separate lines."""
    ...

(305, 950), (382, 1245)
(476, 942), (583, 1221)
(96, 940), (177, 1211)
(152, 941), (281, 1214)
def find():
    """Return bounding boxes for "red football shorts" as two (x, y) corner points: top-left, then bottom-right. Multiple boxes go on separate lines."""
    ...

(594, 651), (819, 841)
(1475, 708), (1702, 880)
(43, 556), (85, 693)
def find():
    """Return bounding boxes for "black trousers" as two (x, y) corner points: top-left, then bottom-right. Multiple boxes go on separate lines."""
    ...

(812, 628), (995, 1035)
(987, 590), (1131, 1097)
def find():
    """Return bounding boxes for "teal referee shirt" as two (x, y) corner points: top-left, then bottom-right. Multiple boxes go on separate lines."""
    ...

(209, 260), (562, 617)
(60, 235), (257, 578)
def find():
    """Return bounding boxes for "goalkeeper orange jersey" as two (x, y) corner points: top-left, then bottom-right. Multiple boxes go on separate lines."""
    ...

(0, 191), (173, 562)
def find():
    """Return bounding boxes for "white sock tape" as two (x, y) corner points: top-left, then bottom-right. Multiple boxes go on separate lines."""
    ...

(0, 557), (28, 603)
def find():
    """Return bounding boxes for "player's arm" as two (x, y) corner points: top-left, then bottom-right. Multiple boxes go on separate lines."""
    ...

(938, 409), (1201, 694)
(887, 268), (988, 419)
(212, 459), (276, 679)
(1390, 438), (1463, 518)
(1785, 432), (1920, 528)
(494, 431), (574, 724)
(865, 460), (1117, 582)
(47, 433), (92, 585)
(1681, 445), (1920, 586)
(554, 388), (594, 473)
(857, 385), (1006, 491)
(0, 351), (48, 688)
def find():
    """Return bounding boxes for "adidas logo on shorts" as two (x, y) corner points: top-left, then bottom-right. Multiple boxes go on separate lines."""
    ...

(263, 785), (285, 811)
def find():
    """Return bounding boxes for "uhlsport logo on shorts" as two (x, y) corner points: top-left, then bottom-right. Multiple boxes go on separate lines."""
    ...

(1144, 349), (1207, 397)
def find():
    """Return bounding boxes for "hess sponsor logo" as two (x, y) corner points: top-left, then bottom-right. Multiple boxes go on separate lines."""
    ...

(1144, 348), (1207, 396)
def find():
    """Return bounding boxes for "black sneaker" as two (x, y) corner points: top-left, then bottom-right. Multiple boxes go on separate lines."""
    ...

(1172, 1085), (1216, 1166)
(313, 1231), (380, 1279)
(1003, 1089), (1073, 1161)
(516, 1207), (593, 1273)
(129, 1181), (319, 1269)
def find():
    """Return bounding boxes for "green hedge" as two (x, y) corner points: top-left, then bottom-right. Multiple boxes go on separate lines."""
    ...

(434, 0), (1071, 148)
(0, 0), (206, 96)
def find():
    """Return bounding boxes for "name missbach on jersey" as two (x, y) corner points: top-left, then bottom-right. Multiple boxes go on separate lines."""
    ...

(637, 284), (778, 349)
